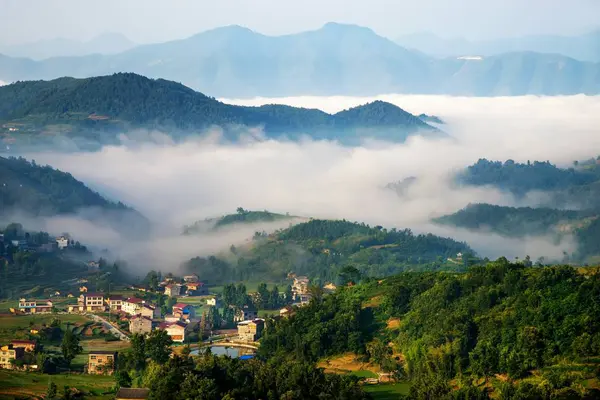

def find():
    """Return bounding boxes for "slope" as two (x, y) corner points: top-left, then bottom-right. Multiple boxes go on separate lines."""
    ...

(181, 218), (474, 284)
(0, 73), (438, 146)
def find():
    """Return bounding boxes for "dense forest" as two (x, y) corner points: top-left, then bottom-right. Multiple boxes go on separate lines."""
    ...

(0, 73), (438, 147)
(259, 260), (600, 399)
(458, 158), (600, 197)
(0, 156), (128, 215)
(181, 219), (474, 284)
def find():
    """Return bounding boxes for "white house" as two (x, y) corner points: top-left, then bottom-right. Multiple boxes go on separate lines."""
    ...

(56, 237), (69, 249)
(121, 297), (144, 315)
(158, 321), (187, 342)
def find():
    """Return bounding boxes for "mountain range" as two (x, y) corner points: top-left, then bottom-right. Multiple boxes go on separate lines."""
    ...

(0, 23), (599, 97)
(397, 30), (600, 62)
(0, 33), (135, 60)
(0, 73), (439, 148)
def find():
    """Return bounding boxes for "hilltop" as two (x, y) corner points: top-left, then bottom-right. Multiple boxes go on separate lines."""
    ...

(0, 73), (439, 148)
(183, 208), (297, 235)
(1, 23), (599, 97)
(181, 218), (474, 284)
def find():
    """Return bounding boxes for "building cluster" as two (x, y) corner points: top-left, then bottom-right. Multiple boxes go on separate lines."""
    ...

(291, 276), (312, 305)
(0, 340), (37, 370)
(0, 233), (75, 254)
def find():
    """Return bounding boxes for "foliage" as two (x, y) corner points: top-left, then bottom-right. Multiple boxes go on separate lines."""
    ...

(144, 353), (368, 400)
(181, 218), (473, 284)
(60, 329), (82, 365)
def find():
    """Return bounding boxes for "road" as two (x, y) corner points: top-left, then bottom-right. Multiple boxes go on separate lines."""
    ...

(86, 313), (130, 341)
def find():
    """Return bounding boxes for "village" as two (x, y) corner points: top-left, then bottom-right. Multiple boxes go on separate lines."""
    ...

(0, 272), (325, 377)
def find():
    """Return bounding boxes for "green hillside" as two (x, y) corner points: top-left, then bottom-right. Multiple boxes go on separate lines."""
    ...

(259, 260), (600, 398)
(183, 208), (296, 235)
(0, 73), (438, 147)
(181, 219), (474, 284)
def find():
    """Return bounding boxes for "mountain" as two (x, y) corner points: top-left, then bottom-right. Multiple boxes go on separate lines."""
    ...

(0, 73), (439, 147)
(0, 23), (599, 97)
(181, 218), (474, 284)
(0, 33), (135, 60)
(0, 156), (149, 235)
(397, 30), (600, 62)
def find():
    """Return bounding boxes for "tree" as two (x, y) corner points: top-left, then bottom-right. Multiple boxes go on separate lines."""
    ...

(61, 329), (82, 365)
(115, 370), (132, 388)
(46, 381), (57, 400)
(146, 330), (173, 364)
(285, 285), (294, 304)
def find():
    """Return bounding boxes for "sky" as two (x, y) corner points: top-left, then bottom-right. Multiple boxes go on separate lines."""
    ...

(1, 0), (599, 45)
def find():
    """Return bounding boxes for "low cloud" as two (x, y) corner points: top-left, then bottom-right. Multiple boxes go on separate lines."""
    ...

(20, 94), (600, 271)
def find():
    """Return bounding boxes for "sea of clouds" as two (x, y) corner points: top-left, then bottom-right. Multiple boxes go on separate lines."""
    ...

(21, 94), (600, 272)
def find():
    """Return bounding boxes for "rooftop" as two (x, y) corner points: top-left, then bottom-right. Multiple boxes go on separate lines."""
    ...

(84, 292), (104, 297)
(107, 295), (124, 301)
(115, 388), (150, 400)
(126, 297), (144, 303)
(173, 303), (190, 309)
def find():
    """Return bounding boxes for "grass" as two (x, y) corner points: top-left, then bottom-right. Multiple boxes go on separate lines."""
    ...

(364, 383), (411, 399)
(0, 369), (116, 400)
(0, 313), (88, 343)
(351, 370), (378, 379)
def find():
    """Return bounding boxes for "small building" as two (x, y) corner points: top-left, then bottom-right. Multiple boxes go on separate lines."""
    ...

(115, 388), (150, 400)
(279, 305), (295, 318)
(292, 276), (310, 299)
(183, 274), (199, 283)
(185, 281), (208, 296)
(234, 305), (258, 322)
(206, 297), (220, 307)
(11, 340), (36, 352)
(172, 303), (195, 320)
(140, 304), (160, 319)
(323, 283), (337, 292)
(105, 295), (124, 311)
(164, 284), (181, 297)
(158, 321), (186, 343)
(0, 345), (25, 370)
(122, 297), (145, 315)
(78, 293), (105, 312)
(18, 299), (53, 314)
(129, 315), (153, 335)
(56, 236), (69, 250)
(237, 319), (265, 342)
(79, 286), (88, 293)
(88, 351), (117, 375)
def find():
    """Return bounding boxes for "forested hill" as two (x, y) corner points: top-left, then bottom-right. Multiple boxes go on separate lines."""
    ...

(0, 156), (128, 215)
(259, 260), (600, 398)
(183, 208), (296, 235)
(0, 73), (438, 146)
(181, 218), (474, 284)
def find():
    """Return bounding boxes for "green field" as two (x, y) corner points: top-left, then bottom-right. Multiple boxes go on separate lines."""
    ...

(0, 370), (116, 400)
(364, 382), (411, 399)
(0, 313), (88, 344)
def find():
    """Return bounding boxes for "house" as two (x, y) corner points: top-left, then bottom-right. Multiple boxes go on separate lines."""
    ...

(279, 305), (295, 318)
(140, 304), (160, 319)
(121, 297), (145, 315)
(11, 340), (36, 352)
(164, 314), (181, 323)
(298, 293), (312, 305)
(105, 295), (123, 311)
(56, 236), (69, 249)
(129, 315), (153, 335)
(164, 284), (181, 297)
(234, 305), (258, 322)
(10, 240), (27, 250)
(237, 319), (265, 342)
(115, 388), (150, 400)
(77, 293), (105, 312)
(53, 291), (61, 297)
(323, 283), (337, 292)
(456, 252), (463, 261)
(88, 351), (117, 375)
(0, 345), (24, 370)
(67, 293), (74, 298)
(183, 274), (199, 283)
(18, 299), (53, 314)
(158, 321), (186, 342)
(185, 281), (208, 296)
(206, 297), (220, 307)
(79, 286), (88, 293)
(172, 303), (195, 320)
(292, 276), (310, 299)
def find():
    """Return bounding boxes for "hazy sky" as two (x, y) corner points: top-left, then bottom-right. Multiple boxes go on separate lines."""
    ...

(1, 0), (599, 45)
